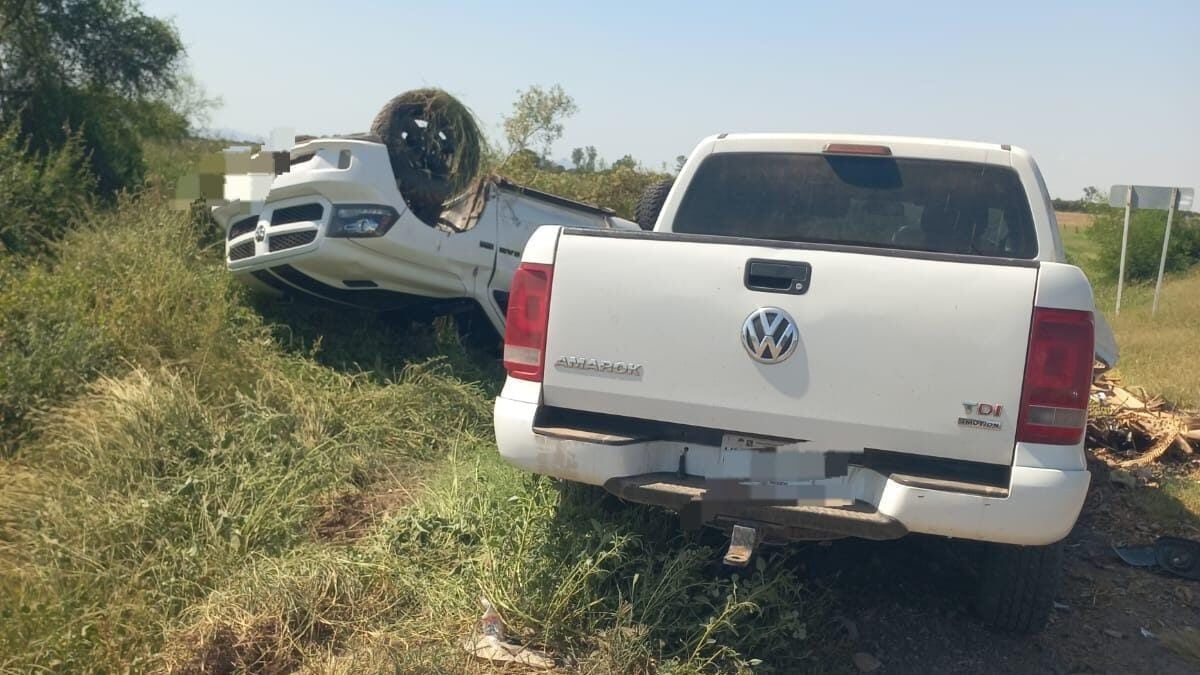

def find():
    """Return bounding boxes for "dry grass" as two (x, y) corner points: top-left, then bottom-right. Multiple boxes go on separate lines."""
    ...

(1161, 627), (1200, 668)
(1093, 268), (1200, 410)
(1055, 211), (1095, 228)
(1057, 212), (1199, 410)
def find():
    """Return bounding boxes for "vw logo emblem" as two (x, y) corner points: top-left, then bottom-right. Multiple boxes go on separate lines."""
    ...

(742, 307), (798, 364)
(254, 223), (267, 242)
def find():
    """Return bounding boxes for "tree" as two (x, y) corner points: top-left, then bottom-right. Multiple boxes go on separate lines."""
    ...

(675, 155), (687, 172)
(0, 0), (198, 195)
(611, 154), (637, 170)
(502, 84), (577, 158)
(1082, 186), (1106, 205)
(570, 145), (598, 172)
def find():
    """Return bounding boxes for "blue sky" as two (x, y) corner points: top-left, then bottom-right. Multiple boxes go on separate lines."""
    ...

(144, 0), (1198, 202)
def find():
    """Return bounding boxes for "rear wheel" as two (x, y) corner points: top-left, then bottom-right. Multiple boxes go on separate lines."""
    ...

(974, 540), (1064, 633)
(633, 178), (674, 230)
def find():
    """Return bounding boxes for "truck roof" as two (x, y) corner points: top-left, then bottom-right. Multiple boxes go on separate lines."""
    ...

(708, 133), (1021, 163)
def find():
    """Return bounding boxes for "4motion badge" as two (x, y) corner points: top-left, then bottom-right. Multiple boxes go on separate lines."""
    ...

(958, 401), (1004, 431)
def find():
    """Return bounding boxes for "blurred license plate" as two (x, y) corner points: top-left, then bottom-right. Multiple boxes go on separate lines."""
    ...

(719, 433), (828, 480)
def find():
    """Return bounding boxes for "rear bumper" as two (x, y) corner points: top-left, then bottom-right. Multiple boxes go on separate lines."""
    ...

(494, 395), (1091, 546)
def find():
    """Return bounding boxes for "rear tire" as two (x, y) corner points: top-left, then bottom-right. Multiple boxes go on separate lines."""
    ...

(633, 178), (674, 230)
(974, 540), (1063, 633)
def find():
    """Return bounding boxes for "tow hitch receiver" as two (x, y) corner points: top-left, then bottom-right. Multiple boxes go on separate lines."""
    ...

(723, 524), (758, 567)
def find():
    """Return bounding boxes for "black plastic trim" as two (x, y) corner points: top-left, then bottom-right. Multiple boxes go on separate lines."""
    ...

(268, 230), (317, 251)
(228, 215), (258, 240)
(270, 203), (324, 226)
(531, 408), (1011, 490)
(854, 448), (1011, 489)
(228, 240), (255, 261)
(745, 258), (812, 294)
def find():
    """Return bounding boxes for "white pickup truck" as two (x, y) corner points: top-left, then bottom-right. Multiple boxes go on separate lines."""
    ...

(212, 137), (638, 336)
(494, 133), (1118, 633)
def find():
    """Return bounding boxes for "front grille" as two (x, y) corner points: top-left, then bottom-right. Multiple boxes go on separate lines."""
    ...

(227, 215), (258, 240)
(270, 203), (323, 226)
(268, 230), (317, 252)
(228, 240), (255, 261)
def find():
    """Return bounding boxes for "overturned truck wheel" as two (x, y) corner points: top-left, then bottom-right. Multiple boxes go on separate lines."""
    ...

(633, 178), (674, 230)
(370, 89), (482, 226)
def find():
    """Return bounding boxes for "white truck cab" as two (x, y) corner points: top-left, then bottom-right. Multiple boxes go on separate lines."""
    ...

(493, 133), (1117, 633)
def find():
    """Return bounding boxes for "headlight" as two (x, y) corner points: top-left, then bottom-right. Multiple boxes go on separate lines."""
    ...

(326, 205), (400, 238)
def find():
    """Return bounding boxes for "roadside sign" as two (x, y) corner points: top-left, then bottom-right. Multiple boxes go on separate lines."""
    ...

(1109, 185), (1194, 211)
(1109, 185), (1193, 315)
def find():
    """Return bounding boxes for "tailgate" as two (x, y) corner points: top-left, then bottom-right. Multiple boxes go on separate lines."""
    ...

(541, 232), (1038, 466)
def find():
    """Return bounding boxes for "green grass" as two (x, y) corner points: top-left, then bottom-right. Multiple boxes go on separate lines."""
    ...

(1060, 222), (1200, 410)
(1088, 269), (1200, 410)
(1061, 224), (1101, 275)
(0, 194), (830, 674)
(1124, 474), (1200, 536)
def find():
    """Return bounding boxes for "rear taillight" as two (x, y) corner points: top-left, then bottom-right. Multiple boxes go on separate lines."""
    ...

(503, 262), (554, 381)
(1016, 307), (1095, 445)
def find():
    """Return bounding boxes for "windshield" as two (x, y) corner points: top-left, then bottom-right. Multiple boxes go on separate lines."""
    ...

(674, 152), (1038, 259)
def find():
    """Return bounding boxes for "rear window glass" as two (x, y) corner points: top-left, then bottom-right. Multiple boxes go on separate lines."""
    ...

(674, 152), (1037, 258)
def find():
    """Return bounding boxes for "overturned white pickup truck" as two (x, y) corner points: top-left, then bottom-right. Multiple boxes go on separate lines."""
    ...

(211, 90), (638, 336)
(212, 137), (637, 335)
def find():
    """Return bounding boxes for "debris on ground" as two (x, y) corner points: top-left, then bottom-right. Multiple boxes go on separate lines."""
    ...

(1113, 536), (1200, 580)
(461, 597), (554, 669)
(1088, 371), (1198, 467)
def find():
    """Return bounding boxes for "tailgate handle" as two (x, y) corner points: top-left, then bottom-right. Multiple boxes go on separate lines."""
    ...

(745, 259), (811, 295)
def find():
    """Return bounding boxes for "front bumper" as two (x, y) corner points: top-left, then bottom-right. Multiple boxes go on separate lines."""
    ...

(494, 394), (1091, 546)
(223, 198), (469, 312)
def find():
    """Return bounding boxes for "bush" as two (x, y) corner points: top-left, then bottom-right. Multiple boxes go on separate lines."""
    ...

(0, 124), (96, 255)
(501, 152), (672, 219)
(1088, 206), (1200, 282)
(0, 196), (256, 452)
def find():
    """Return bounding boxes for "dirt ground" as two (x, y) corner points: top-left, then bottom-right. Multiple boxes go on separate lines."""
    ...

(805, 460), (1199, 675)
(1055, 211), (1096, 228)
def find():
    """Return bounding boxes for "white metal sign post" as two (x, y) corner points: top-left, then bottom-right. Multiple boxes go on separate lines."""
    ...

(1108, 185), (1195, 315)
(1114, 185), (1132, 315)
(1152, 188), (1178, 315)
